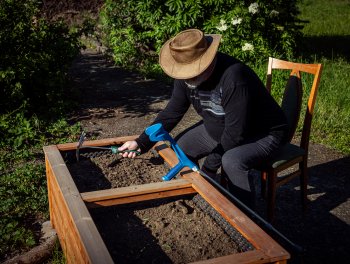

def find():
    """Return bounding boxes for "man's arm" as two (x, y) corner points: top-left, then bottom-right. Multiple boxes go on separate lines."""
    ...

(136, 80), (191, 153)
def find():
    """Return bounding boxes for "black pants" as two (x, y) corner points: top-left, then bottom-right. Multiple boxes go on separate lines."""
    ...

(175, 122), (284, 207)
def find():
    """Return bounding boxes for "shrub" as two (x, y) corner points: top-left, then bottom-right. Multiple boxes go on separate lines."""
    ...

(0, 164), (47, 256)
(100, 0), (303, 75)
(0, 0), (81, 115)
(0, 107), (81, 258)
(0, 1), (83, 257)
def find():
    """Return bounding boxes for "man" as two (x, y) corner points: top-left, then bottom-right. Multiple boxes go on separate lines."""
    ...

(118, 29), (288, 207)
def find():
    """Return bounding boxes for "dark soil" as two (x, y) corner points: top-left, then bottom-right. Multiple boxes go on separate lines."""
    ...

(66, 49), (350, 264)
(66, 150), (250, 263)
(89, 197), (242, 264)
(67, 151), (169, 192)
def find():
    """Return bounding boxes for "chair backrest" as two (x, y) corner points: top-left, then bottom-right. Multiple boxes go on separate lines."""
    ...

(266, 57), (323, 152)
(281, 73), (303, 142)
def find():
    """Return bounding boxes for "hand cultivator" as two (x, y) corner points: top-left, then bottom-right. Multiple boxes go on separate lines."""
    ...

(76, 131), (140, 161)
(145, 123), (199, 181)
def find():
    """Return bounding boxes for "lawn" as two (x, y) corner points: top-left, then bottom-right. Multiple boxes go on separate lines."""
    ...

(253, 0), (350, 154)
(297, 0), (350, 153)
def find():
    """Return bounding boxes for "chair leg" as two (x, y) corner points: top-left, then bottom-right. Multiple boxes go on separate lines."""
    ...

(267, 170), (278, 222)
(220, 175), (228, 189)
(261, 171), (268, 199)
(300, 159), (308, 211)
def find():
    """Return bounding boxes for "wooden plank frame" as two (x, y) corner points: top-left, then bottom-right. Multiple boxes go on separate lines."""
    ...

(44, 136), (290, 264)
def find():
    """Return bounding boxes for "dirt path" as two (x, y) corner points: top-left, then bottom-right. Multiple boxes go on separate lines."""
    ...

(68, 49), (350, 264)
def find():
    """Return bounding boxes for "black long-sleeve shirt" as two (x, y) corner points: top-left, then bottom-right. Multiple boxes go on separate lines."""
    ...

(136, 52), (288, 171)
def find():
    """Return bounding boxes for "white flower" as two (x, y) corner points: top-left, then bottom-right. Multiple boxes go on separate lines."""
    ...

(248, 3), (259, 14)
(270, 10), (279, 17)
(216, 19), (228, 31)
(231, 17), (242, 26)
(242, 43), (254, 52)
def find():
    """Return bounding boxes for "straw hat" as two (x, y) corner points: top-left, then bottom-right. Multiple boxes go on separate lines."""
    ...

(159, 29), (221, 79)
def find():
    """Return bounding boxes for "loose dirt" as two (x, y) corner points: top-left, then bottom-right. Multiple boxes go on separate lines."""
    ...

(68, 151), (168, 192)
(90, 198), (241, 264)
(66, 151), (250, 263)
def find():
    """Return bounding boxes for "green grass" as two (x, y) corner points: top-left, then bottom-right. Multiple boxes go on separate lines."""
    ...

(247, 0), (350, 154)
(0, 117), (81, 258)
(299, 0), (350, 36)
(296, 0), (350, 153)
(47, 241), (66, 264)
(311, 58), (350, 153)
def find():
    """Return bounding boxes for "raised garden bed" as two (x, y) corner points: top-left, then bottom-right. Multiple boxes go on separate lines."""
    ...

(43, 135), (290, 263)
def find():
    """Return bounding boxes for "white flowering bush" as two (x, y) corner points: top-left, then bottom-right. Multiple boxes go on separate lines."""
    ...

(203, 1), (303, 62)
(101, 0), (302, 75)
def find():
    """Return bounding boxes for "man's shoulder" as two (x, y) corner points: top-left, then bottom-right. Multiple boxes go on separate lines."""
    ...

(217, 52), (240, 65)
(217, 53), (262, 87)
(217, 52), (250, 74)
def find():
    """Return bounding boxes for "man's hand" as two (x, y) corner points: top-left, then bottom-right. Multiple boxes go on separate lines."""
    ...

(118, 140), (141, 158)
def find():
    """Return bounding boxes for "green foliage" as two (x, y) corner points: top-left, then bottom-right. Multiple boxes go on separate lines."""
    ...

(45, 118), (81, 143)
(0, 106), (80, 153)
(0, 163), (47, 255)
(100, 0), (303, 75)
(0, 107), (38, 150)
(0, 113), (80, 257)
(50, 241), (66, 264)
(0, 1), (83, 258)
(0, 0), (81, 114)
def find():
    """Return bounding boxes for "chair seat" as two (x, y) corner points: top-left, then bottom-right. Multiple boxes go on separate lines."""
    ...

(270, 143), (306, 169)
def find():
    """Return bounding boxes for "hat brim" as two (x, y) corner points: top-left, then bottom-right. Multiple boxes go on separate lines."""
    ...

(159, 34), (221, 79)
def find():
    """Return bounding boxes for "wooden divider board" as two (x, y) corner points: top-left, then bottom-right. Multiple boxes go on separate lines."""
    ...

(44, 136), (290, 264)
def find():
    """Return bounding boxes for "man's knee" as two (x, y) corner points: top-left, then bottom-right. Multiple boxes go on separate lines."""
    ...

(176, 137), (193, 157)
(222, 150), (248, 173)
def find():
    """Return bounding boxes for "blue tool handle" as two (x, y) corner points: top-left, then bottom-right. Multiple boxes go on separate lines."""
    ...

(172, 143), (199, 171)
(162, 162), (183, 181)
(145, 123), (199, 181)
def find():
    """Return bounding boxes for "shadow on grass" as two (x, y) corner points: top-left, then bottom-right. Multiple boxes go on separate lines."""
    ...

(300, 35), (350, 61)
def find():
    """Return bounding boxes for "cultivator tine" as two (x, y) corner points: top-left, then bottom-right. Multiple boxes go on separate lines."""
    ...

(76, 131), (86, 162)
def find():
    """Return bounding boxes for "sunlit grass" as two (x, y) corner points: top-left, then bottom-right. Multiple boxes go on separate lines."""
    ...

(311, 58), (350, 153)
(297, 0), (350, 153)
(299, 0), (350, 36)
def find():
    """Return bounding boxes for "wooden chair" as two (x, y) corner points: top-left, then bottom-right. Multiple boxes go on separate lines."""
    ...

(261, 57), (323, 222)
